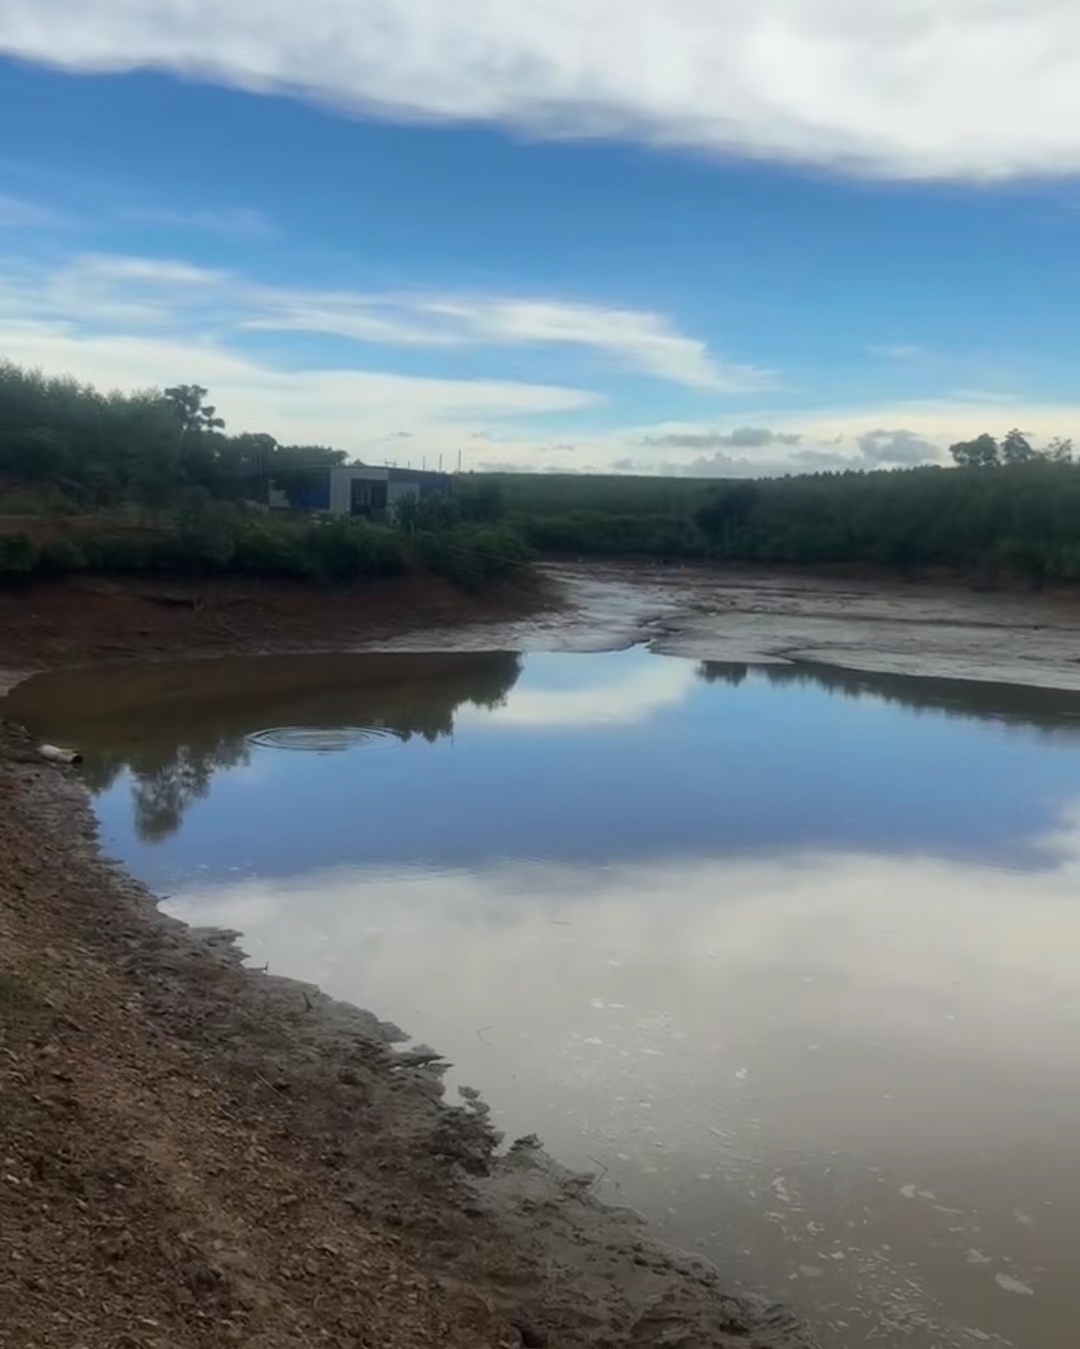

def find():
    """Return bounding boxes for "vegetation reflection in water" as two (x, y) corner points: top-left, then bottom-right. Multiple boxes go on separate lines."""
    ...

(6, 649), (1080, 1349)
(6, 652), (523, 840)
(9, 649), (1080, 845)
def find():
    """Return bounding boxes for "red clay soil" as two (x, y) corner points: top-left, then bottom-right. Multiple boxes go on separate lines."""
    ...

(0, 570), (553, 680)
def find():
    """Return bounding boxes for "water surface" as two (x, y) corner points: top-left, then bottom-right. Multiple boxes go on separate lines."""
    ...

(8, 648), (1080, 1347)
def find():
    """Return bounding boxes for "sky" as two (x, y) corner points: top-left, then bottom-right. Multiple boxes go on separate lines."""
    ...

(1, 2), (1080, 476)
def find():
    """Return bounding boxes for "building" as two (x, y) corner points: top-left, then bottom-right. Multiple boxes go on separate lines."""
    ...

(269, 465), (452, 518)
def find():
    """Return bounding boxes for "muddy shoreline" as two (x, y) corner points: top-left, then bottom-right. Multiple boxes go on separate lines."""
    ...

(5, 560), (1080, 1348)
(399, 561), (1080, 691)
(6, 559), (1080, 696)
(0, 568), (557, 699)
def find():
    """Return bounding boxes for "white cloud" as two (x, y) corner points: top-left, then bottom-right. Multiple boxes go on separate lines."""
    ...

(243, 290), (759, 391)
(239, 291), (463, 349)
(857, 428), (940, 466)
(0, 255), (603, 456)
(3, 251), (748, 391)
(645, 426), (803, 452)
(868, 344), (925, 361)
(124, 204), (275, 237)
(456, 658), (697, 728)
(787, 399), (1080, 449)
(415, 297), (764, 391)
(2, 2), (1080, 180)
(588, 398), (1080, 476)
(0, 193), (64, 228)
(0, 322), (599, 445)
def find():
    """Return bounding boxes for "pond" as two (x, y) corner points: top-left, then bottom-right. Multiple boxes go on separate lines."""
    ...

(7, 647), (1080, 1348)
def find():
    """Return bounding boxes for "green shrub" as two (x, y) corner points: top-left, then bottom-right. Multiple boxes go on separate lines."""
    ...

(0, 508), (518, 590)
(233, 520), (315, 578)
(417, 523), (531, 589)
(304, 519), (405, 582)
(78, 531), (167, 572)
(172, 503), (240, 571)
(417, 531), (482, 588)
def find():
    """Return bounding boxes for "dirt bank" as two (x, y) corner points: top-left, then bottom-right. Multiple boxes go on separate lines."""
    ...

(0, 570), (818, 1349)
(7, 560), (1079, 694)
(0, 569), (553, 697)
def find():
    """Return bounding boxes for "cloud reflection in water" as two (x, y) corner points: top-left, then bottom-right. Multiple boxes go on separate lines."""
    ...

(166, 812), (1080, 1349)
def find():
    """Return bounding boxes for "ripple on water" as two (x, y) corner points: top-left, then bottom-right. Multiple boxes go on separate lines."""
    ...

(246, 725), (400, 753)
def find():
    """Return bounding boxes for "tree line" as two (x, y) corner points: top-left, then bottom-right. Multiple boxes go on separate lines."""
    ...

(4, 355), (1078, 585)
(0, 362), (346, 508)
(457, 431), (1080, 581)
(949, 428), (1074, 468)
(0, 361), (529, 587)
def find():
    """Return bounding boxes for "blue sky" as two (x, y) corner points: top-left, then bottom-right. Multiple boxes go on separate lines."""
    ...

(1, 2), (1079, 475)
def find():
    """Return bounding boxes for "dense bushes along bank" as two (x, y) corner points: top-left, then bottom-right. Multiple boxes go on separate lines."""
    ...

(0, 508), (532, 590)
(458, 460), (1080, 581)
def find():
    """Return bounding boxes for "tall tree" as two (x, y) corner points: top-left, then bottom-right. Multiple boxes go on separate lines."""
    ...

(162, 385), (226, 436)
(1001, 428), (1036, 465)
(162, 385), (227, 491)
(950, 433), (1000, 468)
(1044, 436), (1075, 464)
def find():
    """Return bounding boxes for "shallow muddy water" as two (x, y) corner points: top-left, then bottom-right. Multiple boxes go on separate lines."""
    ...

(8, 648), (1080, 1347)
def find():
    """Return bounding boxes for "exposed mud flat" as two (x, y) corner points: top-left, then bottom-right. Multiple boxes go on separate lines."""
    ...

(382, 562), (1080, 690)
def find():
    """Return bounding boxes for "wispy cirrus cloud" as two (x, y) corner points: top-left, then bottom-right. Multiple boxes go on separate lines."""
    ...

(0, 320), (601, 452)
(122, 204), (275, 238)
(0, 252), (604, 454)
(868, 344), (926, 361)
(415, 297), (763, 392)
(250, 291), (766, 391)
(2, 2), (1080, 180)
(0, 193), (66, 228)
(3, 251), (757, 391)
